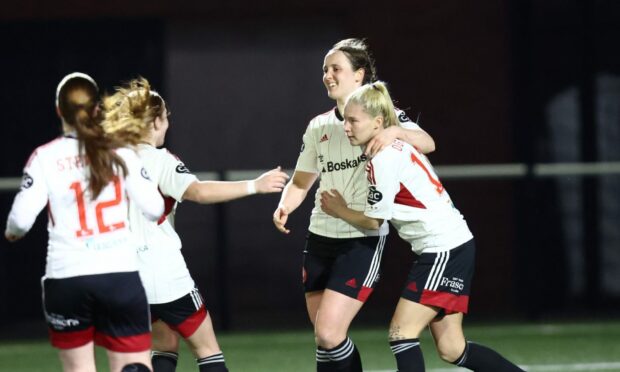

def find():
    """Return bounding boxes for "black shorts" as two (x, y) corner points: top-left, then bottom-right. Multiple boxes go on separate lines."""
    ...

(42, 271), (151, 351)
(401, 239), (475, 314)
(150, 287), (207, 338)
(303, 232), (386, 302)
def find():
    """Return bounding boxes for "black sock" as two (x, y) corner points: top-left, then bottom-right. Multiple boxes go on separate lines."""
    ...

(122, 363), (151, 372)
(389, 338), (425, 372)
(315, 337), (363, 371)
(454, 341), (524, 371)
(197, 352), (229, 372)
(349, 343), (362, 372)
(152, 351), (178, 372)
(316, 345), (330, 372)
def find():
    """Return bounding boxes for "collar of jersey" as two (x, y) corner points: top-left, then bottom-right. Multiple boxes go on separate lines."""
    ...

(334, 106), (344, 121)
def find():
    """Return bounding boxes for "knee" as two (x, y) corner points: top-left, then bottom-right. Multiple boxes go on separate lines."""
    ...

(436, 340), (465, 363)
(314, 325), (344, 349)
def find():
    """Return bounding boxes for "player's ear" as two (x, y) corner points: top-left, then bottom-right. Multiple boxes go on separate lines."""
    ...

(152, 117), (160, 130)
(374, 116), (383, 129)
(355, 68), (364, 83)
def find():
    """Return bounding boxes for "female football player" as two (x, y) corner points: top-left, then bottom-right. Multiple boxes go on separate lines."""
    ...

(320, 81), (524, 372)
(273, 39), (435, 371)
(5, 72), (164, 372)
(105, 78), (289, 372)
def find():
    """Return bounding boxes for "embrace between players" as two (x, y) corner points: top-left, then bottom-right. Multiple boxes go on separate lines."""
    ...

(5, 39), (523, 372)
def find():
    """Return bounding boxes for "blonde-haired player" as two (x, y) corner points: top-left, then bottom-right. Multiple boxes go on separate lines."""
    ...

(321, 81), (524, 372)
(105, 78), (289, 372)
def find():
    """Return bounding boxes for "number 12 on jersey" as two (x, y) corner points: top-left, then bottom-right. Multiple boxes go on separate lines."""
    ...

(69, 177), (126, 238)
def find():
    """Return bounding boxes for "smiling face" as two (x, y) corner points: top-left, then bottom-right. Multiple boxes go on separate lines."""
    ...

(343, 102), (383, 146)
(322, 50), (365, 104)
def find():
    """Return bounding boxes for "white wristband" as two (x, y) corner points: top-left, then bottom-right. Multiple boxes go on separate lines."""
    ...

(247, 180), (257, 195)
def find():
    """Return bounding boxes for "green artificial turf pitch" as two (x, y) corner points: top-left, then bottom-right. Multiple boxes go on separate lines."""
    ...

(0, 321), (618, 371)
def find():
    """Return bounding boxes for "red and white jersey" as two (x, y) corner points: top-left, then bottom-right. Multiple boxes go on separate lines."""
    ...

(130, 144), (198, 304)
(364, 140), (473, 254)
(5, 135), (164, 279)
(296, 107), (419, 238)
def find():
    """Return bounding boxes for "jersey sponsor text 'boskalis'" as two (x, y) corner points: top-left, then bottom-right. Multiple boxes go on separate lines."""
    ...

(364, 140), (473, 254)
(295, 107), (419, 239)
(5, 135), (164, 279)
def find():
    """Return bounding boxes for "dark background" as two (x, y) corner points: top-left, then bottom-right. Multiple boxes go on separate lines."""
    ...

(1, 0), (619, 337)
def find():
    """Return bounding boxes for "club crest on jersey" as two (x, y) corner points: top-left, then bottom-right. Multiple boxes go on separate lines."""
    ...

(367, 185), (383, 205)
(140, 167), (151, 180)
(20, 172), (33, 189)
(398, 111), (411, 123)
(175, 163), (190, 174)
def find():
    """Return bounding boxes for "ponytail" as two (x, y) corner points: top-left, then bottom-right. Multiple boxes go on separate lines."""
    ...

(346, 81), (397, 128)
(56, 73), (128, 199)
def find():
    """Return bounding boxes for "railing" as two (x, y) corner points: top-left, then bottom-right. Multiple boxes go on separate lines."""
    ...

(2, 161), (620, 191)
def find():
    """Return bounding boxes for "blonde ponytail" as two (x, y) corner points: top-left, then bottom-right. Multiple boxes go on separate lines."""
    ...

(346, 81), (397, 128)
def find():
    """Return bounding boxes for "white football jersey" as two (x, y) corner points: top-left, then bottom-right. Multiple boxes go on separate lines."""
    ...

(5, 135), (164, 279)
(296, 107), (419, 238)
(364, 140), (473, 254)
(130, 144), (198, 304)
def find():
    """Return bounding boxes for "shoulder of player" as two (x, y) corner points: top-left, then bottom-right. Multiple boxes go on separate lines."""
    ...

(151, 148), (194, 177)
(135, 146), (183, 165)
(137, 145), (171, 159)
(25, 136), (66, 166)
(393, 107), (416, 125)
(161, 147), (184, 161)
(373, 140), (408, 162)
(34, 136), (67, 154)
(308, 107), (339, 127)
(114, 146), (138, 157)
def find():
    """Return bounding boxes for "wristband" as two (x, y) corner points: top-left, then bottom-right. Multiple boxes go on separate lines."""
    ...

(247, 180), (257, 195)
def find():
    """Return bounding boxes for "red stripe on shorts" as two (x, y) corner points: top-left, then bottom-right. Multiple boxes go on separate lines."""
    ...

(94, 331), (151, 352)
(357, 286), (374, 303)
(420, 289), (469, 314)
(49, 326), (94, 349)
(174, 304), (207, 338)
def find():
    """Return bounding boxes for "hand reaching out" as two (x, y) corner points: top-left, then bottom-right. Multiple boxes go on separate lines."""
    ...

(255, 166), (290, 194)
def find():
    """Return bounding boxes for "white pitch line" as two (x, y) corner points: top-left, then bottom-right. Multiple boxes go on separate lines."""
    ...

(368, 361), (620, 372)
(521, 362), (620, 371)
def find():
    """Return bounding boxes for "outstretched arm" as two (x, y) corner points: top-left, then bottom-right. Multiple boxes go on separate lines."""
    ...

(320, 189), (383, 230)
(182, 166), (289, 204)
(272, 170), (318, 234)
(365, 126), (435, 157)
